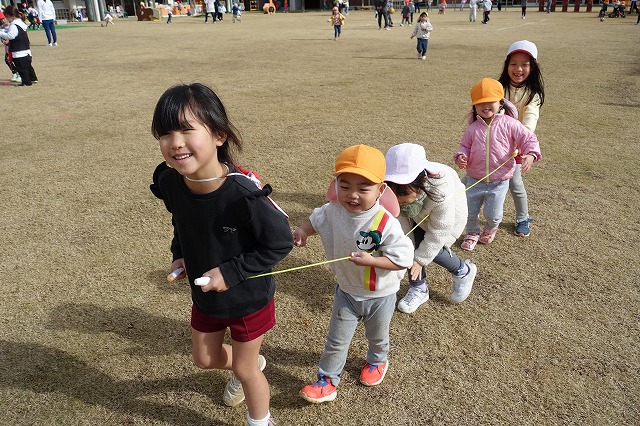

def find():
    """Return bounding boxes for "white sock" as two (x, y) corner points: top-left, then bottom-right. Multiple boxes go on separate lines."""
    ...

(247, 411), (271, 426)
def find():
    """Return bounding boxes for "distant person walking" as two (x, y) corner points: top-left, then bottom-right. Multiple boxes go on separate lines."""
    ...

(481, 0), (491, 23)
(204, 0), (217, 22)
(165, 4), (172, 23)
(375, 0), (389, 29)
(37, 0), (57, 46)
(469, 0), (478, 21)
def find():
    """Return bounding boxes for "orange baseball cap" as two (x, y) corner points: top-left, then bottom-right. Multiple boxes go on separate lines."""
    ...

(335, 145), (386, 184)
(470, 78), (504, 105)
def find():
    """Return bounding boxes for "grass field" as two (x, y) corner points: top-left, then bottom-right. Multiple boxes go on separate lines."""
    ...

(1, 8), (639, 426)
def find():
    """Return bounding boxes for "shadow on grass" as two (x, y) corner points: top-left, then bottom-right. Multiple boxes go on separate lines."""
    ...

(46, 303), (191, 356)
(41, 303), (323, 412)
(0, 339), (235, 426)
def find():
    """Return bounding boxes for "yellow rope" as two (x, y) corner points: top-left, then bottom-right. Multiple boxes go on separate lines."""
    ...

(249, 150), (519, 280)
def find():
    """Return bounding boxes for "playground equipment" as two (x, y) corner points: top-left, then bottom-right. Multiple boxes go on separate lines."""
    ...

(263, 0), (276, 13)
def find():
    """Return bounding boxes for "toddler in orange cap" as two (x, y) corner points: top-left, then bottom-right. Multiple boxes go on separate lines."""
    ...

(294, 144), (414, 404)
(454, 78), (541, 251)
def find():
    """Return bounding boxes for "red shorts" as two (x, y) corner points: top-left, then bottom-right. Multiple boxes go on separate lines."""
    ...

(190, 299), (276, 342)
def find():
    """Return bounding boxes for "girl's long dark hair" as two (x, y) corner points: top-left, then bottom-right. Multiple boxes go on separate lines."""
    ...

(498, 55), (545, 108)
(386, 170), (444, 203)
(151, 83), (241, 165)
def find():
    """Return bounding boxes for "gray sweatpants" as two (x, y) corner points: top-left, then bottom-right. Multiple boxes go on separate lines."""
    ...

(318, 285), (396, 386)
(465, 177), (510, 234)
(509, 164), (529, 223)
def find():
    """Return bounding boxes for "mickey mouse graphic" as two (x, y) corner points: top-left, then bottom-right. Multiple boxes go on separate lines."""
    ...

(356, 230), (383, 253)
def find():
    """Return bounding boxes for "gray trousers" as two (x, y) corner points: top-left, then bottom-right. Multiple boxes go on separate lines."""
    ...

(409, 226), (466, 286)
(318, 285), (396, 386)
(509, 164), (529, 223)
(465, 177), (509, 234)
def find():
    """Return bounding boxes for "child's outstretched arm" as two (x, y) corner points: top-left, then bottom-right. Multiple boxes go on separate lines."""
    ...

(454, 128), (473, 169)
(293, 219), (316, 247)
(214, 191), (294, 290)
(513, 124), (542, 174)
(349, 252), (406, 270)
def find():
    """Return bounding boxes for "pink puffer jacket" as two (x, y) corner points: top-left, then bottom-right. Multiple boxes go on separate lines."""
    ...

(454, 114), (541, 182)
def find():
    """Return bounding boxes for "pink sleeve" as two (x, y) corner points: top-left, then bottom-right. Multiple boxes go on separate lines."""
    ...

(454, 127), (473, 161)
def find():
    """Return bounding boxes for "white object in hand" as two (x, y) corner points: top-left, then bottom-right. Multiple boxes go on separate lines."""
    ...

(194, 277), (211, 286)
(167, 267), (184, 282)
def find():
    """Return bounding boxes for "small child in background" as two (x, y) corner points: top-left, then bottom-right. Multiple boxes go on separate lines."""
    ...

(454, 78), (541, 250)
(295, 145), (414, 404)
(401, 1), (411, 26)
(232, 1), (242, 22)
(410, 12), (432, 60)
(26, 4), (38, 29)
(439, 0), (447, 13)
(149, 83), (293, 426)
(481, 0), (491, 23)
(385, 143), (477, 313)
(165, 4), (172, 23)
(329, 6), (345, 40)
(409, 0), (415, 23)
(101, 12), (115, 26)
(497, 40), (545, 237)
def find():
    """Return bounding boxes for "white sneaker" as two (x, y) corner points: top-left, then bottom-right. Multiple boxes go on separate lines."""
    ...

(223, 355), (267, 407)
(11, 73), (20, 82)
(48, 43), (52, 46)
(397, 286), (429, 313)
(54, 42), (58, 46)
(451, 260), (477, 303)
(421, 56), (426, 60)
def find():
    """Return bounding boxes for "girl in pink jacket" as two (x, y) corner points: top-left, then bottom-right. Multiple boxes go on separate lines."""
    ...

(454, 78), (541, 251)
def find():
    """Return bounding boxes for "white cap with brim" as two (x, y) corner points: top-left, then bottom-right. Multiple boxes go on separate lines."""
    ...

(384, 143), (442, 185)
(507, 40), (538, 60)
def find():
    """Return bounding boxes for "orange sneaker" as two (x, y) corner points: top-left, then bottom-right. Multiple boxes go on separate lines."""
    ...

(359, 361), (388, 386)
(299, 375), (338, 403)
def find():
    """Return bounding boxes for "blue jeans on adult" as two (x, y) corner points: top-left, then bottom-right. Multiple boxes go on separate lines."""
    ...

(42, 19), (57, 44)
(546, 0), (551, 12)
(205, 11), (216, 22)
(377, 9), (389, 28)
(464, 177), (510, 233)
(417, 38), (428, 56)
(317, 285), (396, 386)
